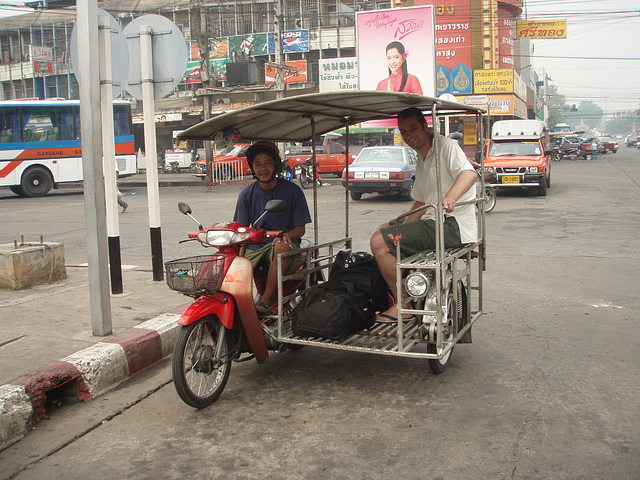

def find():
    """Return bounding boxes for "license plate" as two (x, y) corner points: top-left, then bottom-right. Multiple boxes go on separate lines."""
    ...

(501, 175), (520, 184)
(365, 171), (379, 179)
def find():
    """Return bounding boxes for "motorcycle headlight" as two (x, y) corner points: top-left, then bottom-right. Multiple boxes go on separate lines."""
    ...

(528, 167), (539, 173)
(198, 230), (251, 246)
(405, 272), (432, 298)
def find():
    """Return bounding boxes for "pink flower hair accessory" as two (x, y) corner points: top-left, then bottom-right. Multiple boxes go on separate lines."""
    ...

(403, 51), (409, 59)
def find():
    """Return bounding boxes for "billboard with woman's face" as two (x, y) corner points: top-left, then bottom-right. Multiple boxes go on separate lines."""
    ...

(356, 6), (436, 96)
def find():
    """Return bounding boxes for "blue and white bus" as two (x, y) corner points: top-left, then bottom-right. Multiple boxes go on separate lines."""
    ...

(0, 99), (137, 197)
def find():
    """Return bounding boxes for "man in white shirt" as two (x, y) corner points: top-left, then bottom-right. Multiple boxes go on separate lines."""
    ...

(370, 107), (477, 322)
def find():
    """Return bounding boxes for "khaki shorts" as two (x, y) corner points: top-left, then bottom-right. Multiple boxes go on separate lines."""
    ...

(380, 216), (462, 257)
(245, 241), (305, 276)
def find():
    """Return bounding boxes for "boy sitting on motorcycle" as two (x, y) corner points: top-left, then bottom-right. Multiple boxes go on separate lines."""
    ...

(233, 141), (312, 315)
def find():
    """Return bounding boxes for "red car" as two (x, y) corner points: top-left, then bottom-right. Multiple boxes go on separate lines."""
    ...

(600, 137), (619, 153)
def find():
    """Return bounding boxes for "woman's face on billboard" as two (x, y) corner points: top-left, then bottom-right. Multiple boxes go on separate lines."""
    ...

(386, 47), (404, 75)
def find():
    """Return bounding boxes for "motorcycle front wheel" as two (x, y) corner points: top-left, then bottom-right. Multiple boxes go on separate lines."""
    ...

(172, 316), (233, 408)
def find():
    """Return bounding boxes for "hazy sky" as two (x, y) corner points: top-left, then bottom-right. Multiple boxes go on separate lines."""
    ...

(525, 0), (640, 115)
(1, 0), (638, 116)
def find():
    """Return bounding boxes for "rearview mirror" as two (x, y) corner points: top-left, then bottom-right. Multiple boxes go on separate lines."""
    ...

(178, 202), (192, 215)
(265, 199), (287, 213)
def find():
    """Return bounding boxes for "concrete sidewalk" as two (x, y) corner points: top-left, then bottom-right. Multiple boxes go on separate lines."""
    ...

(0, 172), (209, 450)
(0, 264), (191, 450)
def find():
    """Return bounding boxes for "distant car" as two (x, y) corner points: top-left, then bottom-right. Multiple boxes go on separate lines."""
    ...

(579, 137), (606, 157)
(600, 136), (619, 153)
(341, 146), (417, 200)
(625, 135), (637, 147)
(558, 135), (582, 156)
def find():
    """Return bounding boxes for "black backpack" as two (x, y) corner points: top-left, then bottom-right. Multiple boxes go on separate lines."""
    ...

(291, 251), (390, 340)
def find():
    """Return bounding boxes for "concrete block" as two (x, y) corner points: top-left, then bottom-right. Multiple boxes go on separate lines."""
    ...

(0, 242), (67, 290)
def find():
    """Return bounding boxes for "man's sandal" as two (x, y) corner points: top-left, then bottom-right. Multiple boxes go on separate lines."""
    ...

(255, 301), (273, 315)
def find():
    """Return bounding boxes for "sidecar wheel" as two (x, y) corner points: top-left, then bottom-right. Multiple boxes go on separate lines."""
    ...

(172, 317), (233, 408)
(427, 283), (461, 374)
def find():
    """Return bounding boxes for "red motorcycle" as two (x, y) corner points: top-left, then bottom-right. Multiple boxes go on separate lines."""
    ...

(165, 200), (309, 408)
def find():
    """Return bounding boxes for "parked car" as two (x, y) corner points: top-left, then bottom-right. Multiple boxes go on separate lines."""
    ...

(341, 146), (417, 200)
(557, 135), (583, 156)
(578, 137), (606, 157)
(625, 135), (637, 147)
(600, 136), (619, 153)
(193, 143), (252, 180)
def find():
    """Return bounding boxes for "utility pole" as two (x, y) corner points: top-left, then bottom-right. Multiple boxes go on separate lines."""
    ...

(200, 7), (213, 174)
(274, 0), (285, 100)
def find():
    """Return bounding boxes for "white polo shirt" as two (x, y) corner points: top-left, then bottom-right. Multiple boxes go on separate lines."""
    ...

(411, 133), (478, 244)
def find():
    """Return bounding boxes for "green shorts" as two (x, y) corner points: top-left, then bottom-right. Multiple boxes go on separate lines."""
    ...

(380, 216), (463, 257)
(245, 241), (305, 276)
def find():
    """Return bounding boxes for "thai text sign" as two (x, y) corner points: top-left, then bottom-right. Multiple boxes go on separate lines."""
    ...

(474, 69), (513, 94)
(517, 19), (566, 39)
(319, 58), (358, 92)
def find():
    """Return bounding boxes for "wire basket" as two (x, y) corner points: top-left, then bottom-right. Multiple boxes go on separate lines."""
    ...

(165, 255), (226, 295)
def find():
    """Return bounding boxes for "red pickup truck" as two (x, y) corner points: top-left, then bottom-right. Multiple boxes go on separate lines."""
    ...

(193, 143), (252, 180)
(194, 141), (356, 180)
(286, 142), (357, 177)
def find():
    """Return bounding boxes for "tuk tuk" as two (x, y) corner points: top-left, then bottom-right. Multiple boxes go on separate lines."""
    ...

(171, 91), (488, 407)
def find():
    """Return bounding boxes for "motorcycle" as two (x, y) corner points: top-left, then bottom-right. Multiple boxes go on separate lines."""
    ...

(165, 200), (310, 408)
(295, 157), (322, 189)
(550, 145), (563, 162)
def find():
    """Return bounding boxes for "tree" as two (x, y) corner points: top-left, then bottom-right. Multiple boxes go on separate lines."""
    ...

(566, 101), (603, 132)
(547, 84), (566, 130)
(606, 114), (640, 136)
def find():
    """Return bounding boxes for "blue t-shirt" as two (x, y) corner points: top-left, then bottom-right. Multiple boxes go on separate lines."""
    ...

(233, 178), (312, 249)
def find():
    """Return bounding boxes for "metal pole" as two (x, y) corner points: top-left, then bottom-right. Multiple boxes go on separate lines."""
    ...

(344, 121), (350, 238)
(76, 0), (112, 336)
(309, 115), (318, 246)
(140, 24), (164, 281)
(99, 14), (123, 294)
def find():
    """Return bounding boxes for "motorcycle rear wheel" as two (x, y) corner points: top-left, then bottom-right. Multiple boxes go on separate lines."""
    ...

(172, 317), (233, 408)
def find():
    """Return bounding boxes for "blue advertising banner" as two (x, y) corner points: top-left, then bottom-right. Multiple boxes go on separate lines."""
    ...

(268, 30), (310, 54)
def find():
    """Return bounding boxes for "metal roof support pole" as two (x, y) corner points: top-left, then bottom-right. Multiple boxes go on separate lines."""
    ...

(307, 114), (319, 246)
(343, 120), (350, 239)
(432, 103), (445, 352)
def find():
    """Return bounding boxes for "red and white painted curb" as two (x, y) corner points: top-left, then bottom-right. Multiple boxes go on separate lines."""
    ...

(0, 313), (181, 451)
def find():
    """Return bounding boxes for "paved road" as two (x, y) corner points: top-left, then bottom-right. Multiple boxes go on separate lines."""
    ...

(1, 149), (639, 479)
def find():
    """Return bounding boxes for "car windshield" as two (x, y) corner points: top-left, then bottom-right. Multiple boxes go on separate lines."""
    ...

(354, 148), (405, 164)
(489, 140), (541, 157)
(220, 144), (243, 156)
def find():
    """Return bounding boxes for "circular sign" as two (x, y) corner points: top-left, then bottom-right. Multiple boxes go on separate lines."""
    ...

(38, 61), (47, 73)
(70, 9), (129, 99)
(123, 15), (188, 100)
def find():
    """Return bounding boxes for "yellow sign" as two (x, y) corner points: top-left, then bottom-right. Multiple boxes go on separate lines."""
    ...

(517, 19), (567, 39)
(463, 121), (476, 146)
(473, 69), (514, 95)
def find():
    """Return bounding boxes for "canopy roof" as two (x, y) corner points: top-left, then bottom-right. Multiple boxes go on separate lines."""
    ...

(178, 91), (485, 143)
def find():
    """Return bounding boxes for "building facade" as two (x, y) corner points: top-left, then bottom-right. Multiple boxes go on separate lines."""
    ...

(0, 0), (543, 151)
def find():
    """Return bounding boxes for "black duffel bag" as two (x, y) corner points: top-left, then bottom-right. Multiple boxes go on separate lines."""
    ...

(328, 251), (390, 312)
(291, 251), (390, 340)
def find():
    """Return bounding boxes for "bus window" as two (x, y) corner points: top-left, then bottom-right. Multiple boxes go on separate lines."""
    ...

(114, 105), (132, 137)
